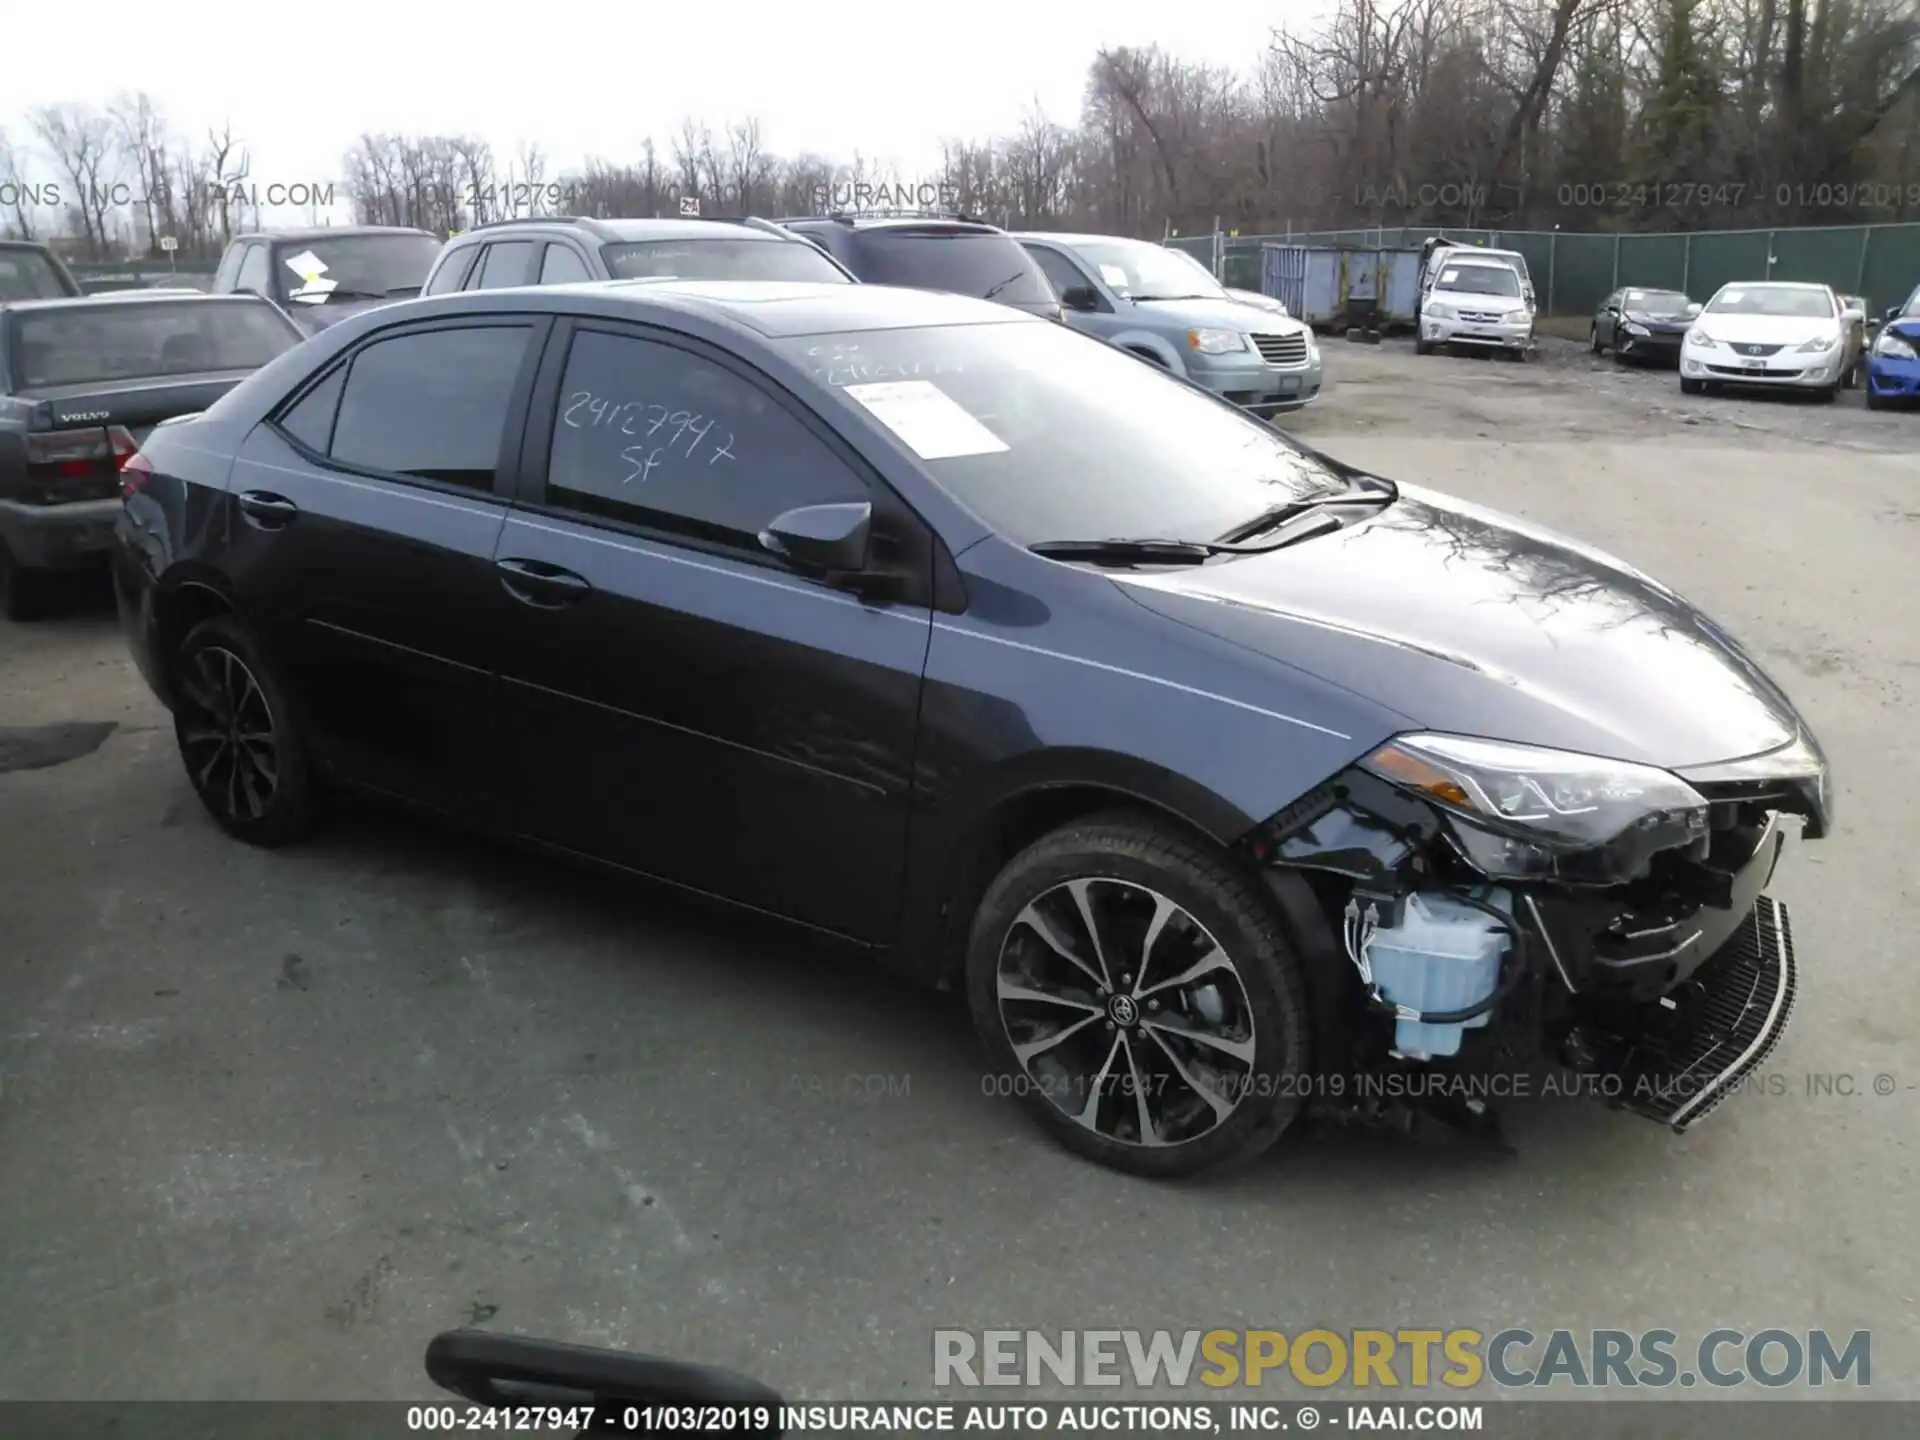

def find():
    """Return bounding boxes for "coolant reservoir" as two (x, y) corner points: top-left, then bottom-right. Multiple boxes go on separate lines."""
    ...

(1365, 891), (1512, 1060)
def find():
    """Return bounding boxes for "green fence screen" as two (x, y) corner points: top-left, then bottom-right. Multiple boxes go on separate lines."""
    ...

(1170, 223), (1920, 318)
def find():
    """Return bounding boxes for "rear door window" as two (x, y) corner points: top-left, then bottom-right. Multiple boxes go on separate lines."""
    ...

(327, 324), (531, 489)
(846, 230), (1054, 304)
(424, 247), (477, 296)
(471, 242), (535, 290)
(0, 248), (73, 301)
(539, 243), (593, 284)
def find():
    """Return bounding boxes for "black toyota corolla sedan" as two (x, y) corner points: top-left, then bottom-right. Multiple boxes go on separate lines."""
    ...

(111, 279), (1830, 1177)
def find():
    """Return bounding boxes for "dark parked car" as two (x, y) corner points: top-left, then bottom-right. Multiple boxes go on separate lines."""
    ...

(0, 240), (84, 301)
(1, 291), (304, 619)
(1589, 287), (1699, 365)
(422, 215), (857, 294)
(210, 225), (440, 335)
(779, 214), (1061, 321)
(112, 280), (1828, 1176)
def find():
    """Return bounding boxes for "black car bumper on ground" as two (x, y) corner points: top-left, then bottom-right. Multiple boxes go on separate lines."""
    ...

(1614, 326), (1687, 364)
(0, 498), (122, 571)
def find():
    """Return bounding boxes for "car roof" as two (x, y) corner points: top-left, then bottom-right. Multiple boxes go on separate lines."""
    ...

(400, 278), (1036, 339)
(1717, 280), (1830, 291)
(451, 217), (806, 245)
(787, 216), (1007, 235)
(0, 291), (275, 314)
(1010, 232), (1155, 248)
(239, 226), (436, 242)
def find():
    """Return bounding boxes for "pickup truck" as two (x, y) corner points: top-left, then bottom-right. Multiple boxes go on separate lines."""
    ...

(209, 225), (440, 335)
(0, 240), (84, 301)
(0, 291), (305, 620)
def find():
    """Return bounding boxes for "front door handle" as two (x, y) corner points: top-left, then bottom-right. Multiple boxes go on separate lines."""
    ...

(236, 490), (298, 528)
(496, 556), (591, 608)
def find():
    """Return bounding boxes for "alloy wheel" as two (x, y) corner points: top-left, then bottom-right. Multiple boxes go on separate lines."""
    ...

(994, 877), (1256, 1149)
(176, 645), (281, 823)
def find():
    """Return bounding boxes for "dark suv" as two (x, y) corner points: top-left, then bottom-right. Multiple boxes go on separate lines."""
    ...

(778, 214), (1061, 320)
(210, 226), (441, 336)
(421, 216), (857, 295)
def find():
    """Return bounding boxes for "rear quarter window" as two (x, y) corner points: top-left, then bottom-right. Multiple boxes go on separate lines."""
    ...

(10, 301), (304, 389)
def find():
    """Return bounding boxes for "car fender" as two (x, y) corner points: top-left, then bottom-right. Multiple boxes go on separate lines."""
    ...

(1104, 330), (1188, 378)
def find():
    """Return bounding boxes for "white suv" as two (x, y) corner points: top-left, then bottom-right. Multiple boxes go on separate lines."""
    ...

(1416, 259), (1536, 358)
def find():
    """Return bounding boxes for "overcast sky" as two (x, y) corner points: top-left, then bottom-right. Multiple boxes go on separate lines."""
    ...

(5, 1), (1303, 224)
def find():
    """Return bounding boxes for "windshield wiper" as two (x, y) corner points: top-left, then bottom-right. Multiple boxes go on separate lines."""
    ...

(1216, 483), (1394, 545)
(1029, 538), (1219, 565)
(981, 271), (1031, 301)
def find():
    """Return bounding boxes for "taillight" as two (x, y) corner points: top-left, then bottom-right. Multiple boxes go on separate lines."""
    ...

(25, 427), (113, 478)
(120, 446), (155, 497)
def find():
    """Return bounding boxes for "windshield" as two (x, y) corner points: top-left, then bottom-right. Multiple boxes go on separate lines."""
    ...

(1436, 264), (1523, 298)
(846, 230), (1055, 306)
(11, 300), (303, 388)
(1903, 287), (1920, 319)
(1067, 240), (1228, 301)
(601, 238), (848, 283)
(272, 234), (440, 305)
(1624, 290), (1691, 312)
(1705, 286), (1836, 319)
(0, 247), (75, 301)
(776, 321), (1351, 546)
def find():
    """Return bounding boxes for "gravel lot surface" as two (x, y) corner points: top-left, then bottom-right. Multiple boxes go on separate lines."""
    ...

(3, 337), (1916, 1405)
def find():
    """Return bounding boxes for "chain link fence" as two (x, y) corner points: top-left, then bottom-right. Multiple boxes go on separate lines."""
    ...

(1169, 223), (1920, 318)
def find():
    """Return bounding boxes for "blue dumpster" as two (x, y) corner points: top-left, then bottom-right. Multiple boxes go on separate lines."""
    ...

(1261, 245), (1423, 332)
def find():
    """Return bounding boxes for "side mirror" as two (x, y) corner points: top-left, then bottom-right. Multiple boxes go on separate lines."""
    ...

(426, 1330), (783, 1418)
(758, 501), (872, 576)
(1059, 283), (1101, 312)
(1887, 305), (1903, 324)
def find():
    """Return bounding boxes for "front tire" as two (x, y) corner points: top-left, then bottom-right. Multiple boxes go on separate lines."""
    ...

(965, 812), (1311, 1178)
(1589, 326), (1604, 356)
(1680, 376), (1704, 395)
(171, 614), (313, 847)
(1866, 385), (1889, 411)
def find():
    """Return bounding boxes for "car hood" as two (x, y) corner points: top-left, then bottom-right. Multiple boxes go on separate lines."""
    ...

(1623, 310), (1694, 330)
(1111, 485), (1806, 772)
(1692, 313), (1839, 346)
(1133, 295), (1307, 335)
(1882, 317), (1920, 346)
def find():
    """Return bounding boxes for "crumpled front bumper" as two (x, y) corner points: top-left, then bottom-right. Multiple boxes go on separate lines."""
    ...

(1422, 313), (1534, 351)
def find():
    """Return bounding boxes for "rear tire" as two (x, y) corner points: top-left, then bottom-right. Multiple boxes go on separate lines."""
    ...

(171, 614), (314, 847)
(965, 811), (1312, 1178)
(0, 546), (55, 623)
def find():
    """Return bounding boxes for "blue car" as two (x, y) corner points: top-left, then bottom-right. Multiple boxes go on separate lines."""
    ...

(1866, 283), (1920, 410)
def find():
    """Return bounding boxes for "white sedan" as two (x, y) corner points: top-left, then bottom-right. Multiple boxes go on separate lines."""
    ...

(1679, 282), (1861, 401)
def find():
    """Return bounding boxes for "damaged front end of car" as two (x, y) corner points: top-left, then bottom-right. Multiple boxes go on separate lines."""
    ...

(1241, 730), (1831, 1144)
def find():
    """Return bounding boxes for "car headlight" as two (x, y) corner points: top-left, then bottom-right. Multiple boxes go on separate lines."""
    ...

(1188, 328), (1249, 355)
(1875, 331), (1917, 360)
(1621, 321), (1649, 337)
(1685, 328), (1717, 348)
(1796, 332), (1840, 353)
(1360, 733), (1710, 885)
(1426, 301), (1454, 320)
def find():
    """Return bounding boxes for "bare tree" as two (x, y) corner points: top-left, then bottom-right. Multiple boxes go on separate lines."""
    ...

(30, 103), (120, 258)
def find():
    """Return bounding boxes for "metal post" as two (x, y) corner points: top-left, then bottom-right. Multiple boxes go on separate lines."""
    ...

(1611, 231), (1621, 290)
(1681, 234), (1691, 296)
(1547, 232), (1557, 315)
(1766, 234), (1776, 280)
(1857, 225), (1873, 295)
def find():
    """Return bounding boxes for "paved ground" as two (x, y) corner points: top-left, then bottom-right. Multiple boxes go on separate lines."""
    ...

(4, 338), (1918, 1404)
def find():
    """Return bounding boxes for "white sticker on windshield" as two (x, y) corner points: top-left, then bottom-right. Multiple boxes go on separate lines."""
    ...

(1722, 289), (1745, 305)
(284, 249), (336, 304)
(845, 380), (1008, 460)
(1441, 268), (1460, 283)
(1099, 264), (1131, 289)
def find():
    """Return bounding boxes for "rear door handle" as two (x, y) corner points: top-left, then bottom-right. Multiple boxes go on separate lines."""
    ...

(496, 557), (591, 608)
(236, 490), (298, 528)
